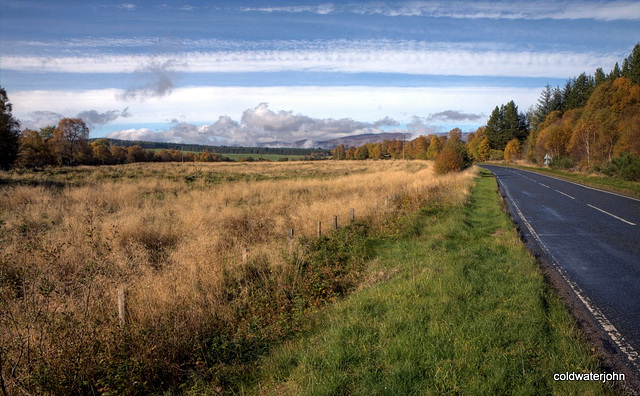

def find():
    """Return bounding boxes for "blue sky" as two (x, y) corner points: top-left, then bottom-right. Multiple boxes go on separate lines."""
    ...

(1, 1), (638, 146)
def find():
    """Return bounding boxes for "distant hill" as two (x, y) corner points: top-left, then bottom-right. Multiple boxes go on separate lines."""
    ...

(256, 132), (412, 150)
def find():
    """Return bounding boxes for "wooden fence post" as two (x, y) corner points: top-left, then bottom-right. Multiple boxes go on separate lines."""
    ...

(317, 221), (322, 238)
(288, 228), (294, 253)
(350, 208), (354, 222)
(117, 286), (128, 328)
(333, 215), (338, 230)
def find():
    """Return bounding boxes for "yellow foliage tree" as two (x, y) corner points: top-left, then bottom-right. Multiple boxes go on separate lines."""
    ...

(504, 139), (522, 162)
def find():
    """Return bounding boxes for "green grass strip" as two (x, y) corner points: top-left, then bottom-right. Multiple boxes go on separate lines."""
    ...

(251, 169), (613, 395)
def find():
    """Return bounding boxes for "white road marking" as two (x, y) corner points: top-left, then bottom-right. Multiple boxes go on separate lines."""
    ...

(496, 180), (640, 371)
(538, 182), (550, 188)
(587, 204), (636, 226)
(555, 190), (576, 200)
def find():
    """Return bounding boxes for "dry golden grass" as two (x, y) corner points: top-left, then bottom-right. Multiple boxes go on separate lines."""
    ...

(0, 160), (476, 394)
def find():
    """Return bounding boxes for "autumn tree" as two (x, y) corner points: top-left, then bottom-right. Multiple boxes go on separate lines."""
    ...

(355, 144), (369, 160)
(125, 145), (147, 163)
(52, 118), (91, 165)
(412, 135), (429, 159)
(17, 128), (55, 167)
(332, 144), (346, 160)
(434, 128), (471, 174)
(0, 87), (21, 170)
(504, 139), (522, 162)
(345, 146), (356, 160)
(370, 142), (382, 159)
(426, 135), (443, 159)
(91, 139), (114, 165)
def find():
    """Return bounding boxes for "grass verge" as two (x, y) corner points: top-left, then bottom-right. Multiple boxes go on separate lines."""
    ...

(250, 169), (614, 395)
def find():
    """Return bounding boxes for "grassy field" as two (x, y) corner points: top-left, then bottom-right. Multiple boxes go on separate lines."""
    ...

(0, 160), (475, 394)
(252, 169), (613, 395)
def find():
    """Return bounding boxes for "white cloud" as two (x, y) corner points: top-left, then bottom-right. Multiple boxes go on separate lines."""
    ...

(10, 86), (542, 130)
(1, 43), (620, 79)
(243, 1), (640, 21)
(107, 103), (400, 146)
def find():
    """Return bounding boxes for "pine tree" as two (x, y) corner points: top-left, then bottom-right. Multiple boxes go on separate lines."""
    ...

(622, 43), (640, 84)
(609, 62), (622, 81)
(0, 87), (21, 170)
(532, 85), (553, 130)
(594, 68), (606, 86)
(485, 101), (529, 150)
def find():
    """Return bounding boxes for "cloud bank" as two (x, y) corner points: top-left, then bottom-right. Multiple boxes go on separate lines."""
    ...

(107, 103), (401, 147)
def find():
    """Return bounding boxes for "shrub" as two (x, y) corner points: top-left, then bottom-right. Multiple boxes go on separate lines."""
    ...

(549, 156), (575, 170)
(601, 152), (640, 181)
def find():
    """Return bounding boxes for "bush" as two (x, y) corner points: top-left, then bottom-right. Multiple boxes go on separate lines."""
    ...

(549, 156), (574, 170)
(601, 153), (640, 181)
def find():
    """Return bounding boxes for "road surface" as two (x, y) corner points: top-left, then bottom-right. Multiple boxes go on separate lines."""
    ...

(482, 165), (640, 376)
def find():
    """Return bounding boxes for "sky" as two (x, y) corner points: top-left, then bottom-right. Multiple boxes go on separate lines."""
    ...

(1, 1), (638, 147)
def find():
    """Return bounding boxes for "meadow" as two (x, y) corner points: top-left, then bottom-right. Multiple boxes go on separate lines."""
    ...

(0, 160), (475, 394)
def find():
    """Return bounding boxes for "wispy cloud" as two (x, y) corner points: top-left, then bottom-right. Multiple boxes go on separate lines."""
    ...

(117, 60), (179, 101)
(77, 107), (131, 128)
(242, 1), (640, 21)
(20, 107), (132, 130)
(429, 110), (484, 122)
(0, 42), (621, 79)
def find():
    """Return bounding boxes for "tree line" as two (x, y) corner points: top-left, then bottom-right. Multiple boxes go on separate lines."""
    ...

(333, 44), (640, 180)
(0, 106), (328, 170)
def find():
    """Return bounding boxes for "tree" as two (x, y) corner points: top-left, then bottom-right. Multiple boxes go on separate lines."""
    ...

(370, 142), (382, 159)
(332, 144), (346, 160)
(17, 129), (55, 167)
(531, 85), (553, 131)
(426, 135), (442, 159)
(0, 87), (21, 170)
(91, 139), (114, 165)
(622, 43), (640, 84)
(565, 72), (595, 110)
(125, 145), (147, 163)
(345, 146), (356, 160)
(504, 139), (522, 162)
(485, 101), (529, 150)
(52, 118), (91, 165)
(354, 144), (369, 160)
(434, 128), (471, 174)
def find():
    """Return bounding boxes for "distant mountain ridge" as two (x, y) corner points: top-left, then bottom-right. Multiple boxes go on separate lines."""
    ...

(96, 131), (474, 153)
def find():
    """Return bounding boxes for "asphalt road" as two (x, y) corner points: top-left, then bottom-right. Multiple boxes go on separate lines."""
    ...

(482, 165), (640, 375)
